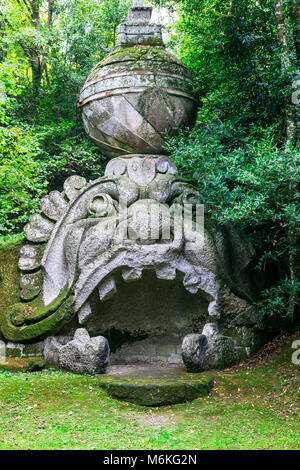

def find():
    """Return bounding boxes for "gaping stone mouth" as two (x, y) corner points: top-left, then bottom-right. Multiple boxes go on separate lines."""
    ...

(75, 241), (217, 318)
(76, 267), (213, 366)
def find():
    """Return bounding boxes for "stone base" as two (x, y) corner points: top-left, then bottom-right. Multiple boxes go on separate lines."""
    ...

(0, 356), (45, 372)
(98, 365), (214, 406)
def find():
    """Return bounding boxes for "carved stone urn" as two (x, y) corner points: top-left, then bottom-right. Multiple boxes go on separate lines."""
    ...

(0, 1), (265, 372)
(78, 2), (198, 158)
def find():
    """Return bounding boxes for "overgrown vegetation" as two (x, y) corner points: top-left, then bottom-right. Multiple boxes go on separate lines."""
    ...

(0, 0), (299, 321)
(160, 0), (300, 320)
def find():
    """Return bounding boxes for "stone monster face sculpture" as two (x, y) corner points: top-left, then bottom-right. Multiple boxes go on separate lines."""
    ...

(0, 153), (220, 342)
(0, 2), (260, 371)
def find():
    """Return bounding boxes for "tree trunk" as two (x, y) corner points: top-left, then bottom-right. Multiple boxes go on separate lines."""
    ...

(274, 0), (296, 145)
(0, 0), (7, 61)
(47, 0), (53, 28)
(289, 0), (300, 66)
(28, 0), (42, 96)
(274, 0), (298, 320)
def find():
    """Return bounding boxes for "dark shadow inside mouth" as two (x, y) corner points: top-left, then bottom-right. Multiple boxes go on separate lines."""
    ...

(78, 269), (210, 365)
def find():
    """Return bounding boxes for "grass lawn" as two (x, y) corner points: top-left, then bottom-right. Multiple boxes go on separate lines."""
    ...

(0, 340), (299, 450)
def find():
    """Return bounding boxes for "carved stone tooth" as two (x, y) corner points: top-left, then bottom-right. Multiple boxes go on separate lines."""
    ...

(40, 191), (67, 221)
(183, 272), (201, 294)
(20, 271), (43, 301)
(156, 156), (177, 175)
(98, 276), (117, 302)
(155, 265), (176, 281)
(208, 300), (220, 319)
(78, 302), (93, 325)
(18, 244), (44, 272)
(122, 268), (143, 282)
(24, 214), (54, 243)
(105, 158), (127, 178)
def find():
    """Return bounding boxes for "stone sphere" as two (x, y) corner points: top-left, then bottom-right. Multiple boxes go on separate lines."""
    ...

(78, 46), (198, 158)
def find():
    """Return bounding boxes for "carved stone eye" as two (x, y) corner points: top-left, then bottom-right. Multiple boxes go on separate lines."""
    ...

(88, 194), (116, 218)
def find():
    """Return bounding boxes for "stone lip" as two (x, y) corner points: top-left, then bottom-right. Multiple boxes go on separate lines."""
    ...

(58, 328), (110, 375)
(98, 365), (214, 406)
(182, 323), (237, 372)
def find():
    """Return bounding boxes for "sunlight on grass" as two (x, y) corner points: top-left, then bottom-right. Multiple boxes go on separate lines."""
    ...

(0, 343), (299, 450)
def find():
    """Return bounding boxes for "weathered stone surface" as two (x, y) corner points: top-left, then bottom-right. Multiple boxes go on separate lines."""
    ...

(99, 277), (117, 302)
(6, 342), (23, 358)
(208, 300), (220, 319)
(59, 329), (110, 374)
(79, 11), (198, 159)
(0, 242), (22, 318)
(63, 175), (87, 201)
(18, 244), (44, 272)
(182, 334), (208, 372)
(182, 323), (236, 372)
(40, 191), (67, 221)
(6, 341), (44, 358)
(222, 289), (249, 315)
(78, 302), (92, 325)
(24, 214), (54, 243)
(44, 336), (71, 367)
(98, 370), (214, 406)
(20, 271), (43, 300)
(231, 306), (263, 329)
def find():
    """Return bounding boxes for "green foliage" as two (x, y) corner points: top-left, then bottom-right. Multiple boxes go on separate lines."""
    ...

(258, 278), (300, 319)
(0, 123), (106, 234)
(167, 125), (300, 312)
(165, 0), (297, 137)
(0, 126), (48, 233)
(0, 0), (126, 234)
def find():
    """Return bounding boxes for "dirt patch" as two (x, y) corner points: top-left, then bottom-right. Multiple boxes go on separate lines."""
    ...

(134, 413), (171, 430)
(231, 330), (300, 370)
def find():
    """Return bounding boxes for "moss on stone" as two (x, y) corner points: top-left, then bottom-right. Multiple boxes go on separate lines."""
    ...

(97, 373), (214, 406)
(0, 295), (75, 343)
(86, 46), (192, 87)
(0, 356), (45, 372)
(0, 241), (23, 328)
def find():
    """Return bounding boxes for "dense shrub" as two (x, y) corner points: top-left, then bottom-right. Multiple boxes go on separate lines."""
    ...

(0, 124), (106, 235)
(168, 124), (300, 318)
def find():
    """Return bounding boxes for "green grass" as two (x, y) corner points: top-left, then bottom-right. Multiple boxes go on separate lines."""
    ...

(0, 342), (299, 450)
(0, 234), (24, 250)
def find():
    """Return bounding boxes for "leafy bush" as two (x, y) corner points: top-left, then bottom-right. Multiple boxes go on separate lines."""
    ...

(167, 124), (300, 317)
(258, 278), (300, 319)
(0, 124), (106, 235)
(0, 126), (48, 234)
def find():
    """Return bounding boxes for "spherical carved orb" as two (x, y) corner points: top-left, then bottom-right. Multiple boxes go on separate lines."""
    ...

(78, 45), (198, 158)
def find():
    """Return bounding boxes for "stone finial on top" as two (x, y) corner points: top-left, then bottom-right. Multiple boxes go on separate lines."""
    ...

(117, 1), (163, 47)
(133, 0), (145, 6)
(128, 1), (153, 23)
